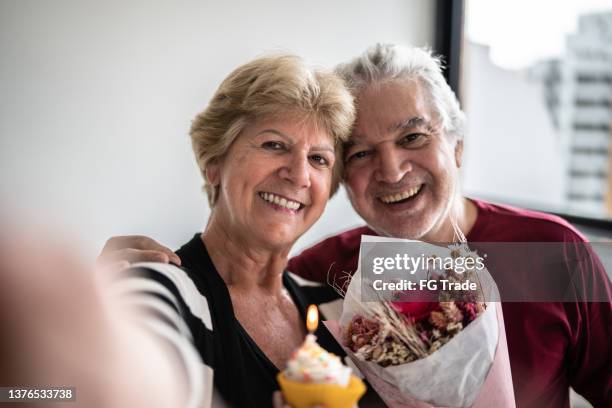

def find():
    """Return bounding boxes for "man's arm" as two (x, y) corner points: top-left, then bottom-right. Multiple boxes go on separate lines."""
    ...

(565, 243), (612, 407)
(97, 226), (369, 287)
(567, 301), (612, 406)
(97, 235), (182, 266)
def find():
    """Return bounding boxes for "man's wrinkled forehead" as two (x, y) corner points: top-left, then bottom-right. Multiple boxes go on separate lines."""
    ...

(345, 115), (441, 147)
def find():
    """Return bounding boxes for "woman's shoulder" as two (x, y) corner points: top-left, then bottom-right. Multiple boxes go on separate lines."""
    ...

(113, 262), (215, 407)
(119, 262), (214, 332)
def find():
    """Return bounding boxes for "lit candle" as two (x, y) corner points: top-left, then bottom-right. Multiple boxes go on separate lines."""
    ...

(306, 304), (319, 342)
(280, 303), (360, 392)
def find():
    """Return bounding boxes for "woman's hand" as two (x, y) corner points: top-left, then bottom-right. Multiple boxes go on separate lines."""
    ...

(0, 225), (188, 407)
(272, 391), (290, 408)
(97, 235), (181, 267)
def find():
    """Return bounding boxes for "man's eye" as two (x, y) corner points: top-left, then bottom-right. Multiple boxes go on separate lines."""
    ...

(346, 150), (371, 162)
(262, 141), (285, 150)
(399, 133), (427, 147)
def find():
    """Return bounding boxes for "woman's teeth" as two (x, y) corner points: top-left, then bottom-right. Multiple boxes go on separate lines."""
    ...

(380, 185), (422, 204)
(260, 192), (301, 210)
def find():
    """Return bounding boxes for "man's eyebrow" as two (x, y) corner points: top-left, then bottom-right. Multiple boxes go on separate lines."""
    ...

(256, 129), (334, 152)
(389, 116), (431, 133)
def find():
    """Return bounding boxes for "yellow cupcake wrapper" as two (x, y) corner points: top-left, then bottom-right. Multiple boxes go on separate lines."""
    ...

(277, 373), (366, 408)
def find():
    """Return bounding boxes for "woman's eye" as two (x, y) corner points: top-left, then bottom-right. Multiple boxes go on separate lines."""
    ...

(262, 141), (285, 150)
(310, 154), (330, 167)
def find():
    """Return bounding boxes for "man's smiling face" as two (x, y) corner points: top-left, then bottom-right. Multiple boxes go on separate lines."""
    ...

(343, 79), (463, 241)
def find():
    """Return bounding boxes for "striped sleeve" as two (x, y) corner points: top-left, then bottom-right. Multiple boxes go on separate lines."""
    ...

(110, 262), (215, 408)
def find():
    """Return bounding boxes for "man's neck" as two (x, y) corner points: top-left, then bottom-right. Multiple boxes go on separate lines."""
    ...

(456, 196), (478, 239)
(422, 197), (478, 243)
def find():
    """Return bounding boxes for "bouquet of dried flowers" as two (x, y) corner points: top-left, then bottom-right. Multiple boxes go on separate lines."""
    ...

(346, 300), (485, 368)
(325, 236), (515, 408)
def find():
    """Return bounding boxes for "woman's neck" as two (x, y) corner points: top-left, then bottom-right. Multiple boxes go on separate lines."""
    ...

(201, 219), (289, 292)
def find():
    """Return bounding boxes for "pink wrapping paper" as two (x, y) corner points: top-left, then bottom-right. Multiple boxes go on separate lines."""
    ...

(470, 303), (515, 407)
(323, 303), (515, 408)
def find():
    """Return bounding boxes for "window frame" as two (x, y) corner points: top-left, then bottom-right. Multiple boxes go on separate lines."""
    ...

(434, 0), (612, 235)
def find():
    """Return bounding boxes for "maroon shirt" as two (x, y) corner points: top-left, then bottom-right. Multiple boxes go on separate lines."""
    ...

(288, 199), (611, 408)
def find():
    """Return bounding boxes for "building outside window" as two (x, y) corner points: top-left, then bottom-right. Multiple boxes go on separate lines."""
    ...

(462, 0), (612, 221)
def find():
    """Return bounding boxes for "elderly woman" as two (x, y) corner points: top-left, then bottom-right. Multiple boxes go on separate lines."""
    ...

(111, 54), (355, 407)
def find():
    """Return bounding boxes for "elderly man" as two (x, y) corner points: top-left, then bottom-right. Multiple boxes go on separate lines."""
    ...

(100, 44), (611, 407)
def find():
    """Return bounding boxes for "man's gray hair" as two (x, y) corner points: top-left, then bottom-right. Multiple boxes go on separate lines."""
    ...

(335, 44), (466, 139)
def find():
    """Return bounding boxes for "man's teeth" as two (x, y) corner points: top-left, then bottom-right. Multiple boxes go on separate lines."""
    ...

(380, 185), (422, 204)
(260, 192), (301, 210)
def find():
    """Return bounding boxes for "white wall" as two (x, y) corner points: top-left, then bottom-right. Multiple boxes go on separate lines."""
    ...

(0, 0), (435, 258)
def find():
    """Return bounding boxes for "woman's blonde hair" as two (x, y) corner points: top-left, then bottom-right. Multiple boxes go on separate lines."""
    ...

(191, 54), (355, 206)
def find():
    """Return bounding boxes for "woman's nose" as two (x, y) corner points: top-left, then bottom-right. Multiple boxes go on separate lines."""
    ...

(280, 154), (311, 188)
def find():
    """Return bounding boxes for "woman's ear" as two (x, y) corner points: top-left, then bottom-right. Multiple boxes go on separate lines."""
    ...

(454, 139), (464, 168)
(205, 159), (221, 186)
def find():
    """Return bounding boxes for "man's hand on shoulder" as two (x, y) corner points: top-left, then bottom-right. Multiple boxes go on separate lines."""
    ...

(97, 235), (181, 268)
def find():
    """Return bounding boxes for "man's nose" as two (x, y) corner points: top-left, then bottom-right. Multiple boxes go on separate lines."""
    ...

(280, 154), (311, 188)
(374, 147), (412, 184)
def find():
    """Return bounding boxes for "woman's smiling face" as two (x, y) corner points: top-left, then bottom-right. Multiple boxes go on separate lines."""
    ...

(207, 114), (336, 250)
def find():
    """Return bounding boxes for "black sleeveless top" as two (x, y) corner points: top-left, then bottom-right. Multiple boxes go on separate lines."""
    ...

(131, 234), (345, 407)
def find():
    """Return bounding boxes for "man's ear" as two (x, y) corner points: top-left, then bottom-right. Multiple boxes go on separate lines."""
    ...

(454, 139), (464, 168)
(205, 158), (221, 186)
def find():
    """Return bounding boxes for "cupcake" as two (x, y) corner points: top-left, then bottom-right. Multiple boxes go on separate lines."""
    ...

(277, 334), (366, 408)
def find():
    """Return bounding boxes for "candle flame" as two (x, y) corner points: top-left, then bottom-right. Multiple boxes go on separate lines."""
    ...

(306, 304), (319, 333)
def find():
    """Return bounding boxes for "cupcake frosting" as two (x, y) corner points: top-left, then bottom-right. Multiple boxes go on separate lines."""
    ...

(285, 334), (352, 386)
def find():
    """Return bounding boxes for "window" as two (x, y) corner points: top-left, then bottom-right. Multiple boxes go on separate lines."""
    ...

(460, 0), (612, 220)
